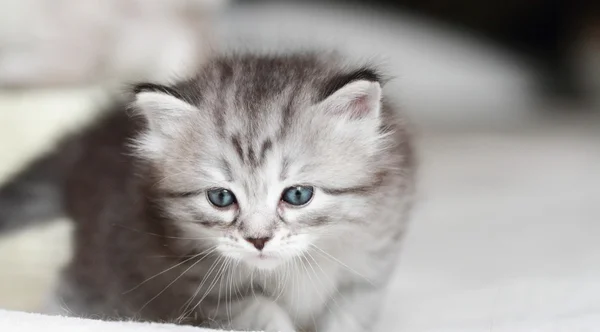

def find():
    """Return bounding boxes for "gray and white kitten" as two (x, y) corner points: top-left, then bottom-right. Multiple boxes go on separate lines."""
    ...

(0, 52), (415, 332)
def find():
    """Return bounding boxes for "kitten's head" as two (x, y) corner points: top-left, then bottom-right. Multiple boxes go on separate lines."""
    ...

(132, 53), (410, 270)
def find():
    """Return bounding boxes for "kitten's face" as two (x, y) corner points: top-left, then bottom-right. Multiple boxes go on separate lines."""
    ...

(133, 58), (393, 270)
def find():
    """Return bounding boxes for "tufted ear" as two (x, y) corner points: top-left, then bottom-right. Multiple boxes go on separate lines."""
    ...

(130, 83), (200, 158)
(132, 83), (196, 137)
(319, 79), (382, 120)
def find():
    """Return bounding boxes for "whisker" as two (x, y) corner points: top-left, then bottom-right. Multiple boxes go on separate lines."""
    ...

(136, 247), (216, 314)
(290, 255), (301, 323)
(224, 260), (231, 325)
(179, 256), (224, 322)
(305, 251), (367, 330)
(232, 260), (243, 304)
(250, 268), (257, 301)
(149, 166), (196, 189)
(226, 259), (239, 325)
(273, 249), (291, 302)
(188, 257), (230, 317)
(213, 259), (228, 322)
(309, 244), (373, 285)
(58, 297), (75, 316)
(143, 254), (203, 259)
(124, 246), (217, 294)
(113, 223), (218, 241)
(297, 254), (321, 329)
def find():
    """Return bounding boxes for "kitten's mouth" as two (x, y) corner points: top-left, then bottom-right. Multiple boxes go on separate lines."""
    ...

(258, 253), (272, 259)
(244, 252), (280, 270)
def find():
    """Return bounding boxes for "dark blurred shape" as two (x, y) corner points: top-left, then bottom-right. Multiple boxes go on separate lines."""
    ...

(348, 1), (584, 99)
(245, 0), (598, 105)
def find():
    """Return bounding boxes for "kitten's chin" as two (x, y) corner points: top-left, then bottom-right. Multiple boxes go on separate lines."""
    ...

(219, 249), (285, 270)
(242, 253), (284, 271)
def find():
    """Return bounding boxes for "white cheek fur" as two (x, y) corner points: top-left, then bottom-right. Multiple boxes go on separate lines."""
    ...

(269, 232), (312, 259)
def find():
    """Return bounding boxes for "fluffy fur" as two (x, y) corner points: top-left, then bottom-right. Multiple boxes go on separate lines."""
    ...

(1, 53), (415, 332)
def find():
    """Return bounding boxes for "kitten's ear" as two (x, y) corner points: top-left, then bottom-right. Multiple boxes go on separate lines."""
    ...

(132, 84), (196, 136)
(319, 79), (382, 120)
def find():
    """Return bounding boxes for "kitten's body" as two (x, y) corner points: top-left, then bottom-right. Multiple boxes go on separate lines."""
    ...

(1, 53), (414, 331)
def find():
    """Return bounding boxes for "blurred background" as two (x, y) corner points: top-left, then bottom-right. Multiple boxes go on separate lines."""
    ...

(0, 0), (598, 331)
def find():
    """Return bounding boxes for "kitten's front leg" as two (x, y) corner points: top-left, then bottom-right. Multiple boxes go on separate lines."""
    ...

(228, 296), (295, 332)
(319, 285), (384, 332)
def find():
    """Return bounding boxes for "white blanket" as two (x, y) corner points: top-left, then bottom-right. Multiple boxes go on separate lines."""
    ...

(0, 309), (233, 332)
(1, 307), (599, 332)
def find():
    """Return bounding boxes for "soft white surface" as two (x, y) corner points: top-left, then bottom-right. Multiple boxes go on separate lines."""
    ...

(0, 309), (223, 332)
(380, 124), (600, 331)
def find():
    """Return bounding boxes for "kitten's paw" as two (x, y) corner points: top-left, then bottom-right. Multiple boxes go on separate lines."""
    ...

(262, 308), (295, 332)
(232, 297), (295, 332)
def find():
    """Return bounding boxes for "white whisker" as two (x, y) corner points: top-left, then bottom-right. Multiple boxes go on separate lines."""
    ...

(188, 257), (231, 317)
(136, 247), (216, 314)
(125, 246), (217, 294)
(178, 255), (224, 322)
(310, 244), (373, 285)
(305, 250), (363, 329)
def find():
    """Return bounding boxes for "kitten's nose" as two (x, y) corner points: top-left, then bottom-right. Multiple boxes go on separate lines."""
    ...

(245, 237), (271, 251)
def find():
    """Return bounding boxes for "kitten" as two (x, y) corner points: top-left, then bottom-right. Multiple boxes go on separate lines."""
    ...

(0, 52), (415, 332)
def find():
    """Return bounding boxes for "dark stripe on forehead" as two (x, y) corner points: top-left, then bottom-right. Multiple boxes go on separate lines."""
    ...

(214, 103), (226, 139)
(214, 61), (236, 138)
(278, 88), (298, 139)
(259, 139), (273, 165)
(231, 135), (245, 162)
(230, 136), (274, 167)
(247, 145), (257, 166)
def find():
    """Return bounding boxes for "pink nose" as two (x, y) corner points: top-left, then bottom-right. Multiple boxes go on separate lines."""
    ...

(245, 237), (271, 251)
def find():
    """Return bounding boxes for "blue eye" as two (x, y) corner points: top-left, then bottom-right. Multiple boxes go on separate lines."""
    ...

(207, 188), (236, 208)
(281, 186), (314, 206)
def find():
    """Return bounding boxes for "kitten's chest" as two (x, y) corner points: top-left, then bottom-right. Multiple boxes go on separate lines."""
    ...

(259, 256), (347, 326)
